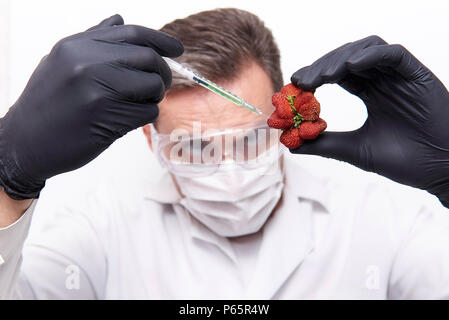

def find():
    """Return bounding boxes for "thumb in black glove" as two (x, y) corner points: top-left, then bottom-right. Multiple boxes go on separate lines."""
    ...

(0, 15), (184, 200)
(291, 35), (449, 208)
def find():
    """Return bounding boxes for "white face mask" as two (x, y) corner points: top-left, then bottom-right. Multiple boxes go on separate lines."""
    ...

(174, 159), (284, 238)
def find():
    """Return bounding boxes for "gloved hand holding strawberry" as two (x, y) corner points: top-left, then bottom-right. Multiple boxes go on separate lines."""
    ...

(289, 35), (449, 208)
(268, 84), (327, 148)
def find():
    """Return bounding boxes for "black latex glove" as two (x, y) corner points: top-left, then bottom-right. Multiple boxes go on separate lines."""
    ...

(0, 15), (184, 200)
(291, 35), (449, 208)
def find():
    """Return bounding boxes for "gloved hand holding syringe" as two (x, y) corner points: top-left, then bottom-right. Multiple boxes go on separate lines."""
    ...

(163, 58), (266, 117)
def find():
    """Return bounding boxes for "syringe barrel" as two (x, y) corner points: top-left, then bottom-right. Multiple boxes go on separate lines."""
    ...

(163, 58), (195, 81)
(164, 57), (264, 116)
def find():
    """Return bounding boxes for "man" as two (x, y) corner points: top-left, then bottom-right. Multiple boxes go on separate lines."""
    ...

(0, 8), (448, 299)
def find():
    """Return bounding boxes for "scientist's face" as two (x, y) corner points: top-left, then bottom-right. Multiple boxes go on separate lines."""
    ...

(143, 60), (275, 138)
(142, 61), (284, 238)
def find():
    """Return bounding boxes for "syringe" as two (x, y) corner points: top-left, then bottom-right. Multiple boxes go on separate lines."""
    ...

(163, 57), (264, 116)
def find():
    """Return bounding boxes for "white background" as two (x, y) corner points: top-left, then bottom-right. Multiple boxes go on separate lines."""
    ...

(0, 0), (448, 210)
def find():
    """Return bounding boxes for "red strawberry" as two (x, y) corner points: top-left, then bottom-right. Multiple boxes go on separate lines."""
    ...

(294, 92), (314, 108)
(272, 85), (326, 147)
(272, 92), (285, 107)
(281, 83), (302, 97)
(299, 118), (327, 140)
(267, 112), (295, 129)
(280, 128), (303, 149)
(297, 99), (321, 121)
(272, 92), (294, 119)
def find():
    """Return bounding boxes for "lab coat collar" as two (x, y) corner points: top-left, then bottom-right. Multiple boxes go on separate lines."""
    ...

(144, 171), (182, 204)
(144, 169), (238, 263)
(175, 204), (238, 264)
(283, 155), (332, 213)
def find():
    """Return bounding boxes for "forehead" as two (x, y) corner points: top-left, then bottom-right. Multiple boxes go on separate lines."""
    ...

(156, 61), (276, 134)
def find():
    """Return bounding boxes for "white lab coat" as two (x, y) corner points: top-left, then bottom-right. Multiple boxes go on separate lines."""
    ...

(1, 156), (449, 299)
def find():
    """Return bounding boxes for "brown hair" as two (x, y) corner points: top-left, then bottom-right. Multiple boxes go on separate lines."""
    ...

(160, 8), (283, 93)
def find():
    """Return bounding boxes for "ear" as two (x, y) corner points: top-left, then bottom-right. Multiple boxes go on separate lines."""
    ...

(142, 125), (153, 151)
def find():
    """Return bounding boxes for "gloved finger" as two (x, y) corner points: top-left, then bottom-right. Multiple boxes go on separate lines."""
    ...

(126, 102), (160, 128)
(111, 101), (160, 131)
(290, 131), (361, 166)
(346, 44), (425, 79)
(291, 35), (388, 91)
(95, 101), (160, 140)
(90, 25), (184, 58)
(106, 44), (172, 90)
(94, 64), (167, 103)
(337, 73), (369, 98)
(86, 14), (124, 32)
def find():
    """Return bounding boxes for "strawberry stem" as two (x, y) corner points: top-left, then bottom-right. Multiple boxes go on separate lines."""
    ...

(287, 95), (304, 128)
(287, 95), (297, 112)
(286, 94), (312, 128)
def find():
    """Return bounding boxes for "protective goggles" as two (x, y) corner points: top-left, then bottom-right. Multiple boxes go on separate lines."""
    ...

(150, 121), (285, 177)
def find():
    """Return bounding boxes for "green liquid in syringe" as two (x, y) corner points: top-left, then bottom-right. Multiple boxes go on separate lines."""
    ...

(195, 77), (243, 106)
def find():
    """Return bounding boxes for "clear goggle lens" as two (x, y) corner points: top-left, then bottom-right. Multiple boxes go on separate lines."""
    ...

(151, 122), (285, 177)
